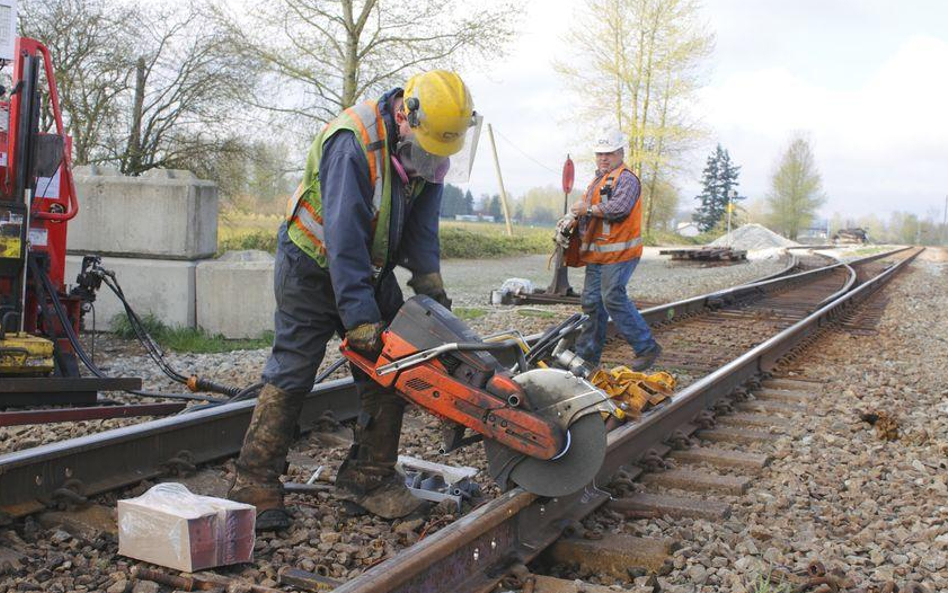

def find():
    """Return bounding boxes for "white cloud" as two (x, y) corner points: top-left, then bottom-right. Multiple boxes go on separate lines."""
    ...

(692, 34), (948, 218)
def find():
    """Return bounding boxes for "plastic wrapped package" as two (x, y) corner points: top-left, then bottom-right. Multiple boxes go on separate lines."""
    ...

(118, 483), (255, 571)
(499, 278), (534, 296)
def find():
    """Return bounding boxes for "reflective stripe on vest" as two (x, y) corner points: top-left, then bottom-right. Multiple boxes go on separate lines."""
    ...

(286, 98), (393, 267)
(581, 236), (643, 253)
(579, 164), (644, 264)
(347, 101), (386, 214)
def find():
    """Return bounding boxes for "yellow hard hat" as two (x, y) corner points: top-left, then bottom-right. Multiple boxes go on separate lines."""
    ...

(403, 70), (474, 157)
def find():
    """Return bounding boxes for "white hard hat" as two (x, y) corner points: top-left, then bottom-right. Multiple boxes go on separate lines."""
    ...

(591, 128), (626, 154)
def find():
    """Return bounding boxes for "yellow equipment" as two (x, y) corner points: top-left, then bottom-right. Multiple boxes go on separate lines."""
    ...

(0, 332), (55, 375)
(591, 366), (676, 419)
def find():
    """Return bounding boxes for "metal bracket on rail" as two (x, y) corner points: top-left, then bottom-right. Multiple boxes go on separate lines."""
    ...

(638, 448), (669, 472)
(161, 450), (197, 477)
(693, 410), (717, 429)
(49, 478), (89, 511)
(666, 430), (696, 450)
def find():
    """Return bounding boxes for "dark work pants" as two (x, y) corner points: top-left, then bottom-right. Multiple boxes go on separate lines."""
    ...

(575, 258), (656, 366)
(262, 223), (404, 394)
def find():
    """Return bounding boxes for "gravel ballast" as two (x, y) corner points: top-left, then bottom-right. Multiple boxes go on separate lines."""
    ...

(599, 250), (948, 592)
(0, 251), (939, 592)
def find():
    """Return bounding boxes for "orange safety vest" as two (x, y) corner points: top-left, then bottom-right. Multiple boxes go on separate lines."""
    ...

(572, 164), (643, 266)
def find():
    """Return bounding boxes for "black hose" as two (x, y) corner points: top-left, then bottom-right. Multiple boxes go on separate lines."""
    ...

(28, 256), (226, 403)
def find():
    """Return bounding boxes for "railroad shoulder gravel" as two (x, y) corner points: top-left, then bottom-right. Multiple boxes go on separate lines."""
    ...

(598, 253), (948, 592)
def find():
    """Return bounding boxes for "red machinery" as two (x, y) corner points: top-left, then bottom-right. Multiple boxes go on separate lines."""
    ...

(0, 37), (141, 405)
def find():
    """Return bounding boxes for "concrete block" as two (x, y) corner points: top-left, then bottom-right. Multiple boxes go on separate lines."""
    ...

(66, 255), (197, 329)
(69, 167), (218, 260)
(195, 250), (275, 339)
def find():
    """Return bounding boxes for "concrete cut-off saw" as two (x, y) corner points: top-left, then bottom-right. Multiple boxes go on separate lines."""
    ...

(342, 295), (621, 497)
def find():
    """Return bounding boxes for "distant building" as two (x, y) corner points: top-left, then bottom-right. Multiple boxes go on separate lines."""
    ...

(454, 214), (496, 223)
(797, 219), (830, 243)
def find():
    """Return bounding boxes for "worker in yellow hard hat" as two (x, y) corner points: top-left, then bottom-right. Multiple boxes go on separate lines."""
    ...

(228, 70), (481, 530)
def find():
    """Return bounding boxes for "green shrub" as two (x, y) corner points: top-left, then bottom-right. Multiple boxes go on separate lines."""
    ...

(218, 230), (277, 255)
(439, 226), (550, 258)
(216, 222), (554, 259)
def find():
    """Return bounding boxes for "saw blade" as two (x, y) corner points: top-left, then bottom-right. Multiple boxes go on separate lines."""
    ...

(484, 368), (611, 497)
(505, 413), (606, 496)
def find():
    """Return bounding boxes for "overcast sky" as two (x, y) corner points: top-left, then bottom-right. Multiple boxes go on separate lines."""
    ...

(458, 0), (948, 221)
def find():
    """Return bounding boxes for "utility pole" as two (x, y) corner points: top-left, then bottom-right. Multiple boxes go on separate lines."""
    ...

(725, 189), (737, 247)
(486, 123), (513, 237)
(943, 194), (947, 246)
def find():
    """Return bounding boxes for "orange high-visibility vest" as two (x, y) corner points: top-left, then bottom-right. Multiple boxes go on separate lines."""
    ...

(577, 164), (643, 265)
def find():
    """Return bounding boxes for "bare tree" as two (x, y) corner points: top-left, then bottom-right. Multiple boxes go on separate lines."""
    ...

(22, 0), (256, 177)
(766, 134), (826, 240)
(19, 0), (135, 165)
(105, 3), (252, 175)
(556, 0), (713, 233)
(212, 0), (520, 138)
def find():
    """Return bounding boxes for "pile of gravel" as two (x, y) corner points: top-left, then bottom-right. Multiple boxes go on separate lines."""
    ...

(710, 224), (799, 250)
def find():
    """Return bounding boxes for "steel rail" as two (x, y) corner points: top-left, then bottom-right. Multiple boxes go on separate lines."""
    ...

(634, 246), (909, 328)
(331, 247), (921, 593)
(0, 247), (909, 519)
(0, 379), (361, 518)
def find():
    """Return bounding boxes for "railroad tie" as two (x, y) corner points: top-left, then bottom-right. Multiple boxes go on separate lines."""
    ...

(543, 533), (676, 577)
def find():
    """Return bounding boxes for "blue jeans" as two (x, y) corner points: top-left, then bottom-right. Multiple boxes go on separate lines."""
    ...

(575, 258), (655, 365)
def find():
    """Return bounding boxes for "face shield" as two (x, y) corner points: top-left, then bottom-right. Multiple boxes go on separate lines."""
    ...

(442, 112), (482, 185)
(398, 113), (483, 185)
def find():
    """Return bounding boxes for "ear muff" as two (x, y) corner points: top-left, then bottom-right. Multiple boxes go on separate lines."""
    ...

(405, 97), (421, 128)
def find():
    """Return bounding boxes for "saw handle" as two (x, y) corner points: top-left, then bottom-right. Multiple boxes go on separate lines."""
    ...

(376, 339), (528, 376)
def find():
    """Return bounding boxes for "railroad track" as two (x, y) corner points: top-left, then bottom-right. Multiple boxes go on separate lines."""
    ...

(0, 247), (918, 592)
(326, 247), (919, 593)
(0, 246), (833, 520)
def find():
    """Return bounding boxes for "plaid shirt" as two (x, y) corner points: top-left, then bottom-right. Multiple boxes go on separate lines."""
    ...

(578, 166), (640, 237)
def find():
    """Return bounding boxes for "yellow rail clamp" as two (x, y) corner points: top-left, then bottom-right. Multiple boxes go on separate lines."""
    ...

(591, 366), (676, 420)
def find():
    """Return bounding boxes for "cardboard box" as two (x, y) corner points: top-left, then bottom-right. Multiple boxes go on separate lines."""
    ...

(118, 483), (255, 572)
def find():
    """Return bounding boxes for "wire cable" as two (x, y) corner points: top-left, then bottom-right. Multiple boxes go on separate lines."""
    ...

(28, 256), (226, 403)
(493, 127), (560, 175)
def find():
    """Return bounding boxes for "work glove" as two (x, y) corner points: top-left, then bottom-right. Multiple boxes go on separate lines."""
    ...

(553, 213), (577, 249)
(346, 321), (385, 358)
(408, 272), (452, 310)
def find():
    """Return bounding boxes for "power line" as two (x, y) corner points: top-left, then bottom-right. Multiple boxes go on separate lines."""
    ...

(492, 126), (560, 175)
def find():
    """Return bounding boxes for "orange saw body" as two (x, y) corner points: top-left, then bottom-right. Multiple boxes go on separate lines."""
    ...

(342, 301), (565, 461)
(340, 295), (619, 497)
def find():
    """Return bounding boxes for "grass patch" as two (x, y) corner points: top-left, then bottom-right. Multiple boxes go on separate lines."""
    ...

(517, 309), (557, 319)
(218, 230), (277, 254)
(111, 313), (273, 353)
(216, 214), (554, 260)
(454, 307), (487, 321)
(751, 572), (793, 593)
(644, 230), (703, 246)
(439, 222), (551, 258)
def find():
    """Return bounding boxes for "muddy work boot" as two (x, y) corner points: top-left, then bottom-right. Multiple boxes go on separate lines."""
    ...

(631, 343), (663, 372)
(334, 385), (422, 519)
(228, 383), (304, 531)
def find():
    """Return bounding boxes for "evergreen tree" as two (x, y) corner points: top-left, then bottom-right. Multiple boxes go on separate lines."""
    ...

(441, 183), (464, 218)
(463, 190), (475, 215)
(694, 144), (744, 232)
(488, 194), (503, 219)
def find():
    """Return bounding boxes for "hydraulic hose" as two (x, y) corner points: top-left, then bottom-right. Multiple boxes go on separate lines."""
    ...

(28, 256), (228, 403)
